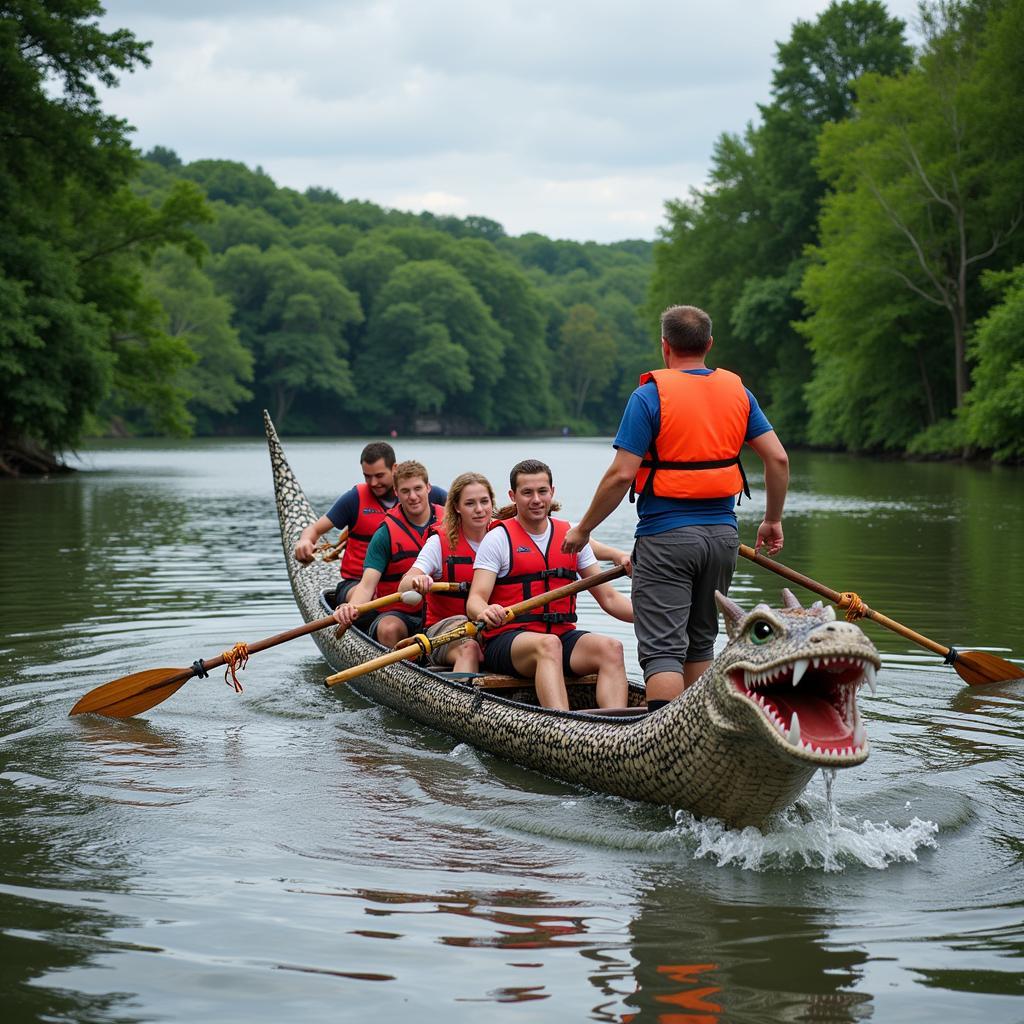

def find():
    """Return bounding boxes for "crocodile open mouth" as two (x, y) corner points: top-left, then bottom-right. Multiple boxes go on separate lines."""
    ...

(730, 655), (877, 760)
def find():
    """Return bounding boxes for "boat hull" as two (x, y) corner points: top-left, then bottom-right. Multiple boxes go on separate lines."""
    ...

(266, 412), (821, 827)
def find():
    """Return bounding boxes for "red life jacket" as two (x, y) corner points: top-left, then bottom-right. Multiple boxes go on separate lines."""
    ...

(632, 368), (752, 503)
(339, 483), (393, 581)
(487, 517), (579, 638)
(376, 502), (445, 598)
(424, 525), (475, 627)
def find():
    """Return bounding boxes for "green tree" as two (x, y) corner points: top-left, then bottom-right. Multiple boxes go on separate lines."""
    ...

(648, 1), (912, 442)
(802, 0), (1024, 449)
(354, 261), (506, 429)
(0, 1), (210, 470)
(961, 266), (1024, 460)
(444, 238), (555, 430)
(212, 245), (362, 425)
(145, 248), (254, 432)
(557, 305), (617, 422)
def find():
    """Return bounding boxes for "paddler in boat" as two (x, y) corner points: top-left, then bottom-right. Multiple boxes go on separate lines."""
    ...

(396, 471), (497, 674)
(292, 441), (448, 606)
(563, 303), (791, 709)
(331, 460), (445, 647)
(467, 459), (634, 711)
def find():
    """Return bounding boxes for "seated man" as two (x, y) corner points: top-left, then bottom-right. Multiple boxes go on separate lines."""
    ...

(332, 461), (444, 647)
(294, 441), (447, 606)
(467, 459), (633, 710)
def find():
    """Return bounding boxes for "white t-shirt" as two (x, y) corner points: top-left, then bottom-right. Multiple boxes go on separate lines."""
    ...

(411, 533), (482, 578)
(473, 519), (597, 578)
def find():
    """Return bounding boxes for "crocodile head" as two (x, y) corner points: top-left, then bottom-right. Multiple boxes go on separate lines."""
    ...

(703, 589), (881, 766)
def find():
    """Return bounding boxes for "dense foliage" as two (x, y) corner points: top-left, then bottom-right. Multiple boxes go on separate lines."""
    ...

(136, 153), (655, 437)
(4, 0), (1022, 472)
(651, 0), (1024, 459)
(0, 1), (209, 473)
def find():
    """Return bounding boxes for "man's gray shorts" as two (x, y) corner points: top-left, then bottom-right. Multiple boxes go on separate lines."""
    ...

(632, 524), (739, 681)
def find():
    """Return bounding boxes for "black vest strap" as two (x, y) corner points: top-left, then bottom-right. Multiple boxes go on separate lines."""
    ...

(630, 437), (751, 505)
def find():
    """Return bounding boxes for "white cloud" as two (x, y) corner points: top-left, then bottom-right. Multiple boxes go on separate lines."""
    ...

(97, 0), (924, 242)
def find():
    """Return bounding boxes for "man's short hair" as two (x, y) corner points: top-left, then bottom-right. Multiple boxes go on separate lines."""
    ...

(660, 305), (712, 355)
(393, 459), (429, 487)
(509, 459), (553, 491)
(360, 442), (396, 468)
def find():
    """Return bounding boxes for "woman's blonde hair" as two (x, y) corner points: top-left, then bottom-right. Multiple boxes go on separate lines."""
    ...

(444, 472), (496, 547)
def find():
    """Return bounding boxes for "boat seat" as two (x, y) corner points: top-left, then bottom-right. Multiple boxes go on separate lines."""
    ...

(455, 672), (598, 691)
(577, 706), (650, 717)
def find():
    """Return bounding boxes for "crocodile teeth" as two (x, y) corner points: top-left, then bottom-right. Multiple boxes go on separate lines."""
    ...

(863, 662), (877, 696)
(791, 658), (809, 687)
(788, 711), (801, 746)
(854, 720), (867, 748)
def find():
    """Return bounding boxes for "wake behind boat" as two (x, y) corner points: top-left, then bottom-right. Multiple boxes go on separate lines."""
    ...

(266, 412), (880, 829)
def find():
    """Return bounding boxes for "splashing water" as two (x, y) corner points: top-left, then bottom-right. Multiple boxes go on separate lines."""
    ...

(671, 772), (939, 872)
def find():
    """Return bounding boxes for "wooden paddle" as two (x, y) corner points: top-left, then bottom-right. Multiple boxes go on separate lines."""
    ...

(739, 544), (1022, 686)
(69, 585), (463, 719)
(325, 565), (627, 687)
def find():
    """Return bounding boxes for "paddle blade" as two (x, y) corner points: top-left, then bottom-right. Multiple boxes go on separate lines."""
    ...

(953, 650), (1024, 686)
(69, 668), (194, 718)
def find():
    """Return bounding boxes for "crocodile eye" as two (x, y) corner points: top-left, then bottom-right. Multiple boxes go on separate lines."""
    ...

(749, 620), (775, 644)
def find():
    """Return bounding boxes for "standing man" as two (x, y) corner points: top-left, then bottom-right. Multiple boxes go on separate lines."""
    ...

(563, 305), (789, 710)
(333, 461), (445, 647)
(468, 459), (634, 711)
(293, 441), (447, 605)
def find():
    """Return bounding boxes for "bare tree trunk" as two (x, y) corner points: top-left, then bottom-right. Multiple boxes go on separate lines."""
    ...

(915, 345), (938, 425)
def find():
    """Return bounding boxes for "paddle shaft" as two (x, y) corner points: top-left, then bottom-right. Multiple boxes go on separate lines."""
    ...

(325, 565), (627, 687)
(200, 588), (428, 670)
(738, 544), (949, 656)
(68, 585), (465, 718)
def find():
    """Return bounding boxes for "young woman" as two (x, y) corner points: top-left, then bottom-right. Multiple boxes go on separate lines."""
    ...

(398, 472), (495, 673)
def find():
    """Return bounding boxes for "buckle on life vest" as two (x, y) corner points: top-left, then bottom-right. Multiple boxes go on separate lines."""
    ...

(537, 612), (577, 624)
(540, 567), (576, 581)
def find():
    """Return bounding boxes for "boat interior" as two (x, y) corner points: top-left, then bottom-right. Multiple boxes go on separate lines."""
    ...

(318, 589), (649, 719)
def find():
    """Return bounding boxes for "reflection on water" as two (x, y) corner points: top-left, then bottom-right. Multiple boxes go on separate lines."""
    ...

(0, 438), (1022, 1020)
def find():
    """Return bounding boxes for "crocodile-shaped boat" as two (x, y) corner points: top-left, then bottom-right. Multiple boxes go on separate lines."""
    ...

(266, 412), (880, 829)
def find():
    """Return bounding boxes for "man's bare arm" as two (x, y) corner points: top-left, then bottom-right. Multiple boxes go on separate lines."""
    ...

(294, 514), (335, 563)
(746, 430), (789, 554)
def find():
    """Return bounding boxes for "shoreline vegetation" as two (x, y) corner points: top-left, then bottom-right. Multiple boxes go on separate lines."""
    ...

(2, 1), (1022, 479)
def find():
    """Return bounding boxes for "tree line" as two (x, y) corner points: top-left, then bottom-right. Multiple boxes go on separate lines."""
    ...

(649, 0), (1024, 460)
(2, 0), (1022, 475)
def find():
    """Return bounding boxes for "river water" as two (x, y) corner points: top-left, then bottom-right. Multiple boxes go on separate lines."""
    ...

(1, 435), (1022, 1023)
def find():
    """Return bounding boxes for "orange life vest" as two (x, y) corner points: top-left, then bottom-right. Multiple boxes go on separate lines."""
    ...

(424, 525), (475, 627)
(632, 368), (752, 502)
(487, 518), (579, 638)
(376, 502), (445, 598)
(339, 483), (392, 581)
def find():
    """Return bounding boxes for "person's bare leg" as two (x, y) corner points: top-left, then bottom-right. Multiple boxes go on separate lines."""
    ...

(451, 639), (482, 673)
(511, 634), (569, 710)
(683, 659), (711, 689)
(376, 615), (410, 649)
(568, 633), (627, 708)
(646, 670), (684, 705)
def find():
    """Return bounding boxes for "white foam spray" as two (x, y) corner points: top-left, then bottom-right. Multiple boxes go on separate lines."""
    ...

(671, 770), (939, 872)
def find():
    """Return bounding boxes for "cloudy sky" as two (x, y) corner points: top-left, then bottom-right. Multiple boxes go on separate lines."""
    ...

(97, 1), (921, 243)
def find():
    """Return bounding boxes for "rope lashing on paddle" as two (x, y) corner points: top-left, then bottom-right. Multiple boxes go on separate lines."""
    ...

(316, 535), (346, 561)
(219, 642), (250, 692)
(836, 591), (868, 622)
(191, 659), (209, 679)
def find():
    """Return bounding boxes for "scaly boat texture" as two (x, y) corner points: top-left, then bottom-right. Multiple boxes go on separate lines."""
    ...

(265, 412), (880, 829)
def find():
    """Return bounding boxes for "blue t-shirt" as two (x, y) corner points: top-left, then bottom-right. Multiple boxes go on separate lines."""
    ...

(327, 484), (448, 530)
(613, 369), (773, 536)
